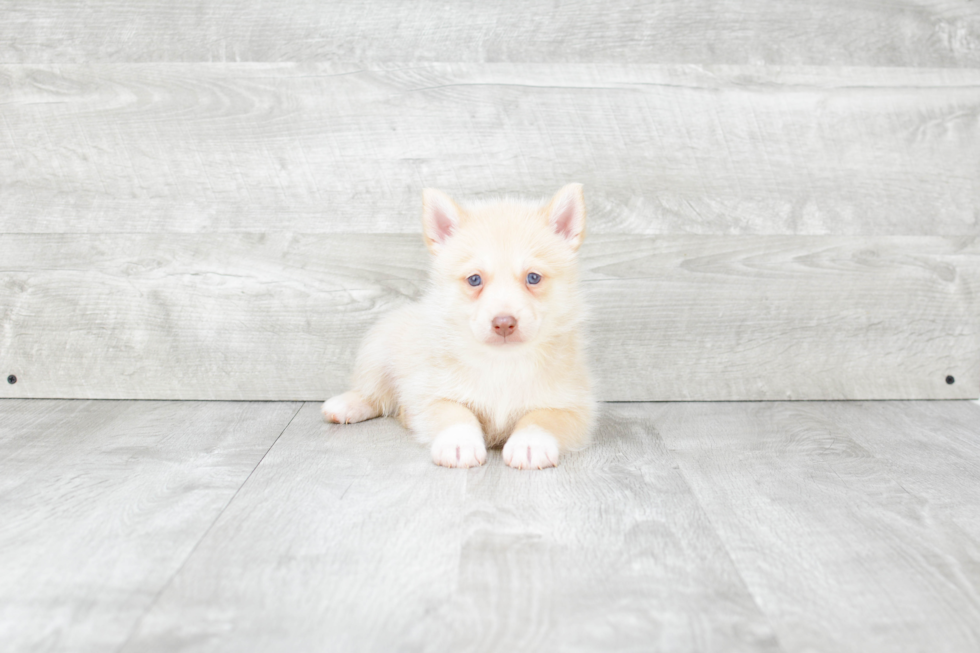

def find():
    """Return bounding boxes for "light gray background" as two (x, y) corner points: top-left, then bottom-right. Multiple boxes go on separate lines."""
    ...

(4, 3), (980, 652)
(2, 1), (978, 401)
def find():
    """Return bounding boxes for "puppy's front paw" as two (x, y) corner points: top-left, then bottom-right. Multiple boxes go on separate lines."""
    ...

(322, 391), (376, 424)
(431, 424), (487, 469)
(503, 426), (560, 470)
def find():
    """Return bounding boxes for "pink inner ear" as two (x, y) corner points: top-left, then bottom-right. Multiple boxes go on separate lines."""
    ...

(551, 200), (580, 241)
(430, 206), (455, 243)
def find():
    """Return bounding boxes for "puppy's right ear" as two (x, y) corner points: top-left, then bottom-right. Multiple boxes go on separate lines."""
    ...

(421, 188), (461, 253)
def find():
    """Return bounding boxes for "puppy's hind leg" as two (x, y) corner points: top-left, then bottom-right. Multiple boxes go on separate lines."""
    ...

(323, 322), (397, 425)
(322, 390), (381, 424)
(322, 362), (394, 424)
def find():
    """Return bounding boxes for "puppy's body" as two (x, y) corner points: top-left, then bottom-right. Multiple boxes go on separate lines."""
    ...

(356, 294), (593, 448)
(323, 185), (595, 469)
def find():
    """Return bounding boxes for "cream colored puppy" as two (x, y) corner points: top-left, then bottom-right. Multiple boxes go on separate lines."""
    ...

(322, 184), (595, 470)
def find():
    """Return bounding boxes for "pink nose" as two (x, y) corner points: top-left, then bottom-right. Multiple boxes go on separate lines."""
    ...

(492, 315), (518, 337)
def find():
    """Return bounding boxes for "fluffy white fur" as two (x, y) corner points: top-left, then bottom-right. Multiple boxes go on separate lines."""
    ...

(322, 184), (596, 469)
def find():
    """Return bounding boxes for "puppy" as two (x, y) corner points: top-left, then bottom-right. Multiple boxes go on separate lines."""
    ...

(322, 184), (595, 470)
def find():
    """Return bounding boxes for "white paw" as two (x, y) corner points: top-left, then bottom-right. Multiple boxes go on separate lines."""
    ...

(431, 424), (487, 469)
(322, 392), (376, 424)
(503, 426), (560, 470)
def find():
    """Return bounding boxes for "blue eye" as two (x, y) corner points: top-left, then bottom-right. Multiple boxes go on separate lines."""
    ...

(526, 272), (541, 285)
(467, 274), (482, 287)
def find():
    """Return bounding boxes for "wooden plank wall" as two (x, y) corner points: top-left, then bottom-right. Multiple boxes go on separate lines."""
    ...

(1, 1), (978, 400)
(3, 1), (979, 66)
(1, 234), (976, 401)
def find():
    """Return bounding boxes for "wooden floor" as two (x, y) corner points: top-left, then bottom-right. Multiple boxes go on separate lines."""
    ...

(3, 399), (980, 652)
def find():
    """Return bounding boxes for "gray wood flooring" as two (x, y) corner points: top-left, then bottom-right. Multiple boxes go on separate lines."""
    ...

(0, 399), (301, 653)
(2, 398), (979, 652)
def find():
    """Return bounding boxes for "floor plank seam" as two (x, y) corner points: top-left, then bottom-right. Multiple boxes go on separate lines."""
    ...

(658, 433), (791, 653)
(112, 401), (305, 652)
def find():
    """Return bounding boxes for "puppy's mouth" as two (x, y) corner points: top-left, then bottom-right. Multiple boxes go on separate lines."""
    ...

(486, 333), (525, 346)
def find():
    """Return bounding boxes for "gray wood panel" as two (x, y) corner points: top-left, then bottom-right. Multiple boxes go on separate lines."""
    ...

(2, 1), (978, 67)
(799, 401), (980, 544)
(4, 400), (980, 651)
(122, 402), (781, 652)
(121, 403), (473, 653)
(654, 401), (980, 653)
(0, 399), (300, 653)
(1, 233), (976, 401)
(427, 405), (780, 651)
(2, 64), (978, 236)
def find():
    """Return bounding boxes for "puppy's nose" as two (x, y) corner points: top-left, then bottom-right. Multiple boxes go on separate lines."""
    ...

(492, 315), (518, 337)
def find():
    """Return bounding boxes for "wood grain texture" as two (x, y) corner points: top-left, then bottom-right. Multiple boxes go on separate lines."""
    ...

(653, 401), (980, 653)
(121, 402), (473, 653)
(2, 64), (978, 236)
(0, 399), (300, 653)
(818, 401), (980, 544)
(4, 400), (980, 651)
(122, 402), (781, 653)
(2, 1), (978, 66)
(1, 233), (976, 401)
(424, 404), (780, 651)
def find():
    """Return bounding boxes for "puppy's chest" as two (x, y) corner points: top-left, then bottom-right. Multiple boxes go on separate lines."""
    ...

(445, 359), (548, 434)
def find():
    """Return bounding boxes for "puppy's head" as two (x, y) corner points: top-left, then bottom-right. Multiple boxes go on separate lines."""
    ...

(421, 184), (586, 348)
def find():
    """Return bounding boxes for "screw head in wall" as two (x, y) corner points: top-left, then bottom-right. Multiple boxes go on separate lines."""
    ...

(6, 374), (16, 384)
(946, 375), (955, 385)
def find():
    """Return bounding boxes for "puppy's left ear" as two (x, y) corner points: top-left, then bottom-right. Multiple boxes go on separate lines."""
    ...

(546, 183), (586, 251)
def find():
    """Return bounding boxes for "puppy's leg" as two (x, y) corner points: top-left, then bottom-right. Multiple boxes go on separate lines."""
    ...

(322, 320), (397, 424)
(322, 390), (381, 424)
(421, 400), (487, 469)
(504, 408), (591, 470)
